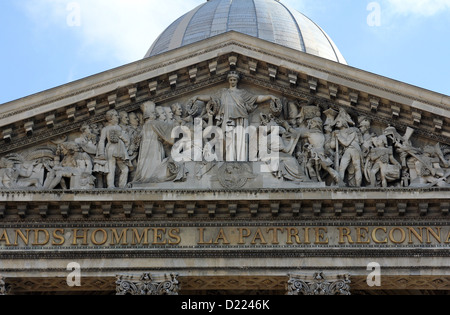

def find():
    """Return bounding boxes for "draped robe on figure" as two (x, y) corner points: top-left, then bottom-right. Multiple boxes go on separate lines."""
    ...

(214, 88), (258, 162)
(133, 120), (175, 183)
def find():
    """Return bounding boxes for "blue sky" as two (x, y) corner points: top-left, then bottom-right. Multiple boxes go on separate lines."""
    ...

(0, 0), (449, 105)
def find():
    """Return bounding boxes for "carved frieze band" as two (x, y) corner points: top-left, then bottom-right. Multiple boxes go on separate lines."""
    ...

(287, 272), (351, 295)
(116, 273), (179, 295)
(3, 274), (450, 294)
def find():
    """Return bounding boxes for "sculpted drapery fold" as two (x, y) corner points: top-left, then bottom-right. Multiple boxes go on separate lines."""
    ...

(0, 71), (448, 190)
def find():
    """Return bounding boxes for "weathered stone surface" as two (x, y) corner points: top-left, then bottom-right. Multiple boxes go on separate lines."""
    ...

(0, 26), (449, 295)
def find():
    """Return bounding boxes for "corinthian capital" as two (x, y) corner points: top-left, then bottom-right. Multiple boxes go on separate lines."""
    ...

(287, 272), (351, 295)
(0, 276), (11, 295)
(116, 273), (179, 295)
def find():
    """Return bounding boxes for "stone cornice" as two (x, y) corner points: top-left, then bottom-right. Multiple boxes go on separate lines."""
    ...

(0, 73), (228, 155)
(0, 188), (448, 220)
(1, 32), (449, 154)
(0, 187), (448, 201)
(242, 75), (450, 144)
(229, 38), (449, 112)
(1, 249), (449, 260)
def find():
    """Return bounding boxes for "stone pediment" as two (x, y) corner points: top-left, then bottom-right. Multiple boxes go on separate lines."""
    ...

(0, 31), (449, 193)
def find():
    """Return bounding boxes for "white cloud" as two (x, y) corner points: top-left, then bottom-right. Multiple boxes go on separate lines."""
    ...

(385, 0), (450, 17)
(22, 0), (205, 63)
(21, 0), (312, 65)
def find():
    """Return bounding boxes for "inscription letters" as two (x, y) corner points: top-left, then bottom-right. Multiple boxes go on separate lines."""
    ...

(0, 226), (448, 249)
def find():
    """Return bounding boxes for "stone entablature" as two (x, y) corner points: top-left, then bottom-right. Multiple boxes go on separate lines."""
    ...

(2, 222), (448, 250)
(1, 216), (449, 261)
(0, 32), (449, 296)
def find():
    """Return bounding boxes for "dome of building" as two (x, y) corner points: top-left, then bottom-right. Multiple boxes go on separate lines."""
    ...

(144, 0), (347, 64)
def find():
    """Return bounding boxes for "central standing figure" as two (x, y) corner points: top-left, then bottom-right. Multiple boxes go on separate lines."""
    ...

(190, 71), (279, 161)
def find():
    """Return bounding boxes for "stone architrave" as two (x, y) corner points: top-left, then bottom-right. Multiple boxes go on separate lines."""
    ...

(287, 272), (351, 295)
(116, 273), (179, 295)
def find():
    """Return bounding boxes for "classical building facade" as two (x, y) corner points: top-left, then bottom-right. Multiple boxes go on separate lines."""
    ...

(1, 0), (449, 295)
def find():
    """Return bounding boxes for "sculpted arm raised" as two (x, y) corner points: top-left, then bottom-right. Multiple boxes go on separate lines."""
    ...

(256, 94), (278, 104)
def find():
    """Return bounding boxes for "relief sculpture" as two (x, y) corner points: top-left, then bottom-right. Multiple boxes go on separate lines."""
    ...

(189, 71), (280, 162)
(96, 109), (132, 189)
(1, 71), (449, 190)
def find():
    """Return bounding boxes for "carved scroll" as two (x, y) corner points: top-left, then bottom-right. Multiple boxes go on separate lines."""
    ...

(0, 276), (10, 295)
(116, 273), (179, 295)
(287, 272), (351, 295)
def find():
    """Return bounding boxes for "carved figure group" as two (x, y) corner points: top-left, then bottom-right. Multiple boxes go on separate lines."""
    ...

(1, 71), (449, 190)
(190, 71), (279, 162)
